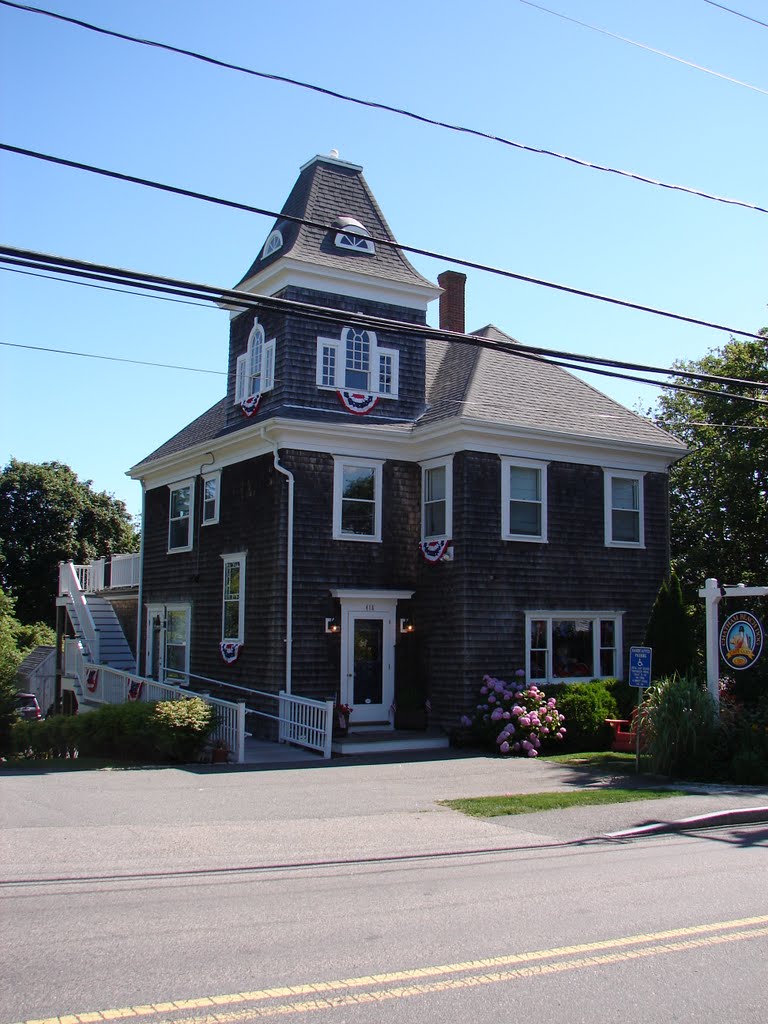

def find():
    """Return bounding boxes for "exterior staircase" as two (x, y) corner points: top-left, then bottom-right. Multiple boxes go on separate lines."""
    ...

(64, 593), (136, 672)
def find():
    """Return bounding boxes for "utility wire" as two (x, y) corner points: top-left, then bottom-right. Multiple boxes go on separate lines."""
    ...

(2, 144), (766, 343)
(0, 264), (217, 309)
(703, 1), (768, 31)
(1, 340), (225, 375)
(521, 1), (768, 96)
(2, 245), (766, 405)
(1, 0), (766, 217)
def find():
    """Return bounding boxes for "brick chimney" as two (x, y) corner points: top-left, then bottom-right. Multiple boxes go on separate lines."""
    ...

(438, 271), (467, 334)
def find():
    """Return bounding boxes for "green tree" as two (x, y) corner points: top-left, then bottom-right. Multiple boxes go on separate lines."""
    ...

(0, 460), (139, 626)
(650, 332), (768, 601)
(0, 588), (56, 754)
(644, 571), (696, 678)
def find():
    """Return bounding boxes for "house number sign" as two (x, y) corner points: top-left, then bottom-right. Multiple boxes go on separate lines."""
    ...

(365, 603), (376, 611)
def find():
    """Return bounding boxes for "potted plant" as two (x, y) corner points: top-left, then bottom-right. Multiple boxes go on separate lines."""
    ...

(334, 703), (353, 737)
(211, 738), (229, 763)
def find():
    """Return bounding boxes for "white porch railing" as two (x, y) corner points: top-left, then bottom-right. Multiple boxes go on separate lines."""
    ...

(62, 553), (140, 595)
(279, 691), (335, 758)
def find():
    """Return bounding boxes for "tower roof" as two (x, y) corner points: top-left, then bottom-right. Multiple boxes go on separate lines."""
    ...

(236, 153), (438, 301)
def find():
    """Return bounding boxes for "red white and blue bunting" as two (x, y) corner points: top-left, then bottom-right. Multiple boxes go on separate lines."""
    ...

(336, 390), (379, 416)
(220, 641), (243, 664)
(240, 394), (261, 418)
(419, 539), (453, 563)
(127, 680), (143, 702)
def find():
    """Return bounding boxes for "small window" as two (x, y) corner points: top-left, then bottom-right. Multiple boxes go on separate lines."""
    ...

(221, 553), (246, 644)
(316, 328), (399, 398)
(604, 470), (644, 547)
(332, 457), (383, 542)
(501, 458), (548, 542)
(261, 229), (283, 259)
(526, 612), (624, 682)
(334, 220), (375, 254)
(168, 480), (194, 553)
(202, 472), (220, 526)
(421, 457), (453, 541)
(234, 320), (276, 404)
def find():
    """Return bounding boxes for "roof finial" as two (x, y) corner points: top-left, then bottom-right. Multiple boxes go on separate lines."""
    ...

(329, 148), (339, 159)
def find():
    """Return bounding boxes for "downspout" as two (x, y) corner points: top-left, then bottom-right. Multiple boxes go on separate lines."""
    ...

(135, 480), (146, 677)
(260, 428), (294, 694)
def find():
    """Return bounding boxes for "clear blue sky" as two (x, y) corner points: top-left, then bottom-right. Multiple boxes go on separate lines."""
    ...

(1, 0), (766, 522)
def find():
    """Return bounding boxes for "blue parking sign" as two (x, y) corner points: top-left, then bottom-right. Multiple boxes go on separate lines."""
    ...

(629, 646), (652, 688)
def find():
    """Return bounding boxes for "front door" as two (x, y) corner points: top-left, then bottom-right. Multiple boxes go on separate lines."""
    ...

(341, 604), (395, 725)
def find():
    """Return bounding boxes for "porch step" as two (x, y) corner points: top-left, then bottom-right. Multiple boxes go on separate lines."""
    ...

(332, 728), (450, 755)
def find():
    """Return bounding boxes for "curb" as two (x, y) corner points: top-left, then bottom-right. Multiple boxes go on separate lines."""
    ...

(606, 805), (768, 840)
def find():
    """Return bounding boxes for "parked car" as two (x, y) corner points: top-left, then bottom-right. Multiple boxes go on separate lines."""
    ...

(16, 693), (42, 721)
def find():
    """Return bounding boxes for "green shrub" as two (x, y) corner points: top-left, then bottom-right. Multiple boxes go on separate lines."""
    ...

(546, 681), (618, 751)
(11, 715), (80, 759)
(639, 675), (717, 777)
(152, 697), (216, 763)
(74, 701), (159, 760)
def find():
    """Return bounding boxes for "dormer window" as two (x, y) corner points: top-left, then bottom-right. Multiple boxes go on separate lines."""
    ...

(261, 229), (283, 259)
(334, 216), (375, 254)
(235, 320), (276, 404)
(316, 327), (399, 398)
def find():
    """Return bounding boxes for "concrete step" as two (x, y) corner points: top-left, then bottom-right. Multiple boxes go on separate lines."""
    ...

(332, 728), (450, 755)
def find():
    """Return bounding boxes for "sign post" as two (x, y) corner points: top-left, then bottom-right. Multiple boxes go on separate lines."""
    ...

(628, 646), (652, 772)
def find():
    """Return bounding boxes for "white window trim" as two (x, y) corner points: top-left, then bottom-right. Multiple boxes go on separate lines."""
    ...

(332, 456), (384, 543)
(604, 469), (645, 548)
(234, 321), (276, 404)
(261, 229), (283, 259)
(525, 611), (624, 683)
(316, 328), (399, 398)
(420, 456), (453, 542)
(168, 478), (195, 553)
(202, 471), (221, 526)
(501, 457), (549, 543)
(221, 552), (246, 644)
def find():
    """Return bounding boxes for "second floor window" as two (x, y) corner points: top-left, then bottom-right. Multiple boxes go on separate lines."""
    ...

(235, 320), (276, 403)
(421, 458), (452, 541)
(168, 480), (194, 552)
(221, 553), (246, 643)
(501, 458), (548, 542)
(332, 457), (383, 542)
(604, 470), (645, 547)
(316, 328), (399, 397)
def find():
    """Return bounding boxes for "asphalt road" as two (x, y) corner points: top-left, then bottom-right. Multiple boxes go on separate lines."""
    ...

(2, 757), (767, 1023)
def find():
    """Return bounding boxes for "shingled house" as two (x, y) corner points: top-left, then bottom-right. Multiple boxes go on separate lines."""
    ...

(128, 152), (686, 732)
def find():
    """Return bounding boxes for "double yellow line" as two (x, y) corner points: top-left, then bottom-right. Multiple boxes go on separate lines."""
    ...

(16, 915), (768, 1024)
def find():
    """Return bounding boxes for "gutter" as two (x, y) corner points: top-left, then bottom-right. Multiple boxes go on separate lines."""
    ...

(260, 427), (294, 694)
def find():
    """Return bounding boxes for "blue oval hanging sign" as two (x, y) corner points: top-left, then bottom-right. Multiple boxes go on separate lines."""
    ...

(719, 611), (764, 670)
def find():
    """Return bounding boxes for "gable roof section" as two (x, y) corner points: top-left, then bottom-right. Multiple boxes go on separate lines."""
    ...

(237, 154), (436, 293)
(423, 324), (686, 453)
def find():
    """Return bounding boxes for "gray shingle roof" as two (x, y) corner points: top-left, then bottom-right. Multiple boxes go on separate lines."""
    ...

(423, 324), (686, 452)
(237, 155), (436, 291)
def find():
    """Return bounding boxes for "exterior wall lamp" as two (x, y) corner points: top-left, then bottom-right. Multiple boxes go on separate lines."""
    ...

(325, 617), (340, 634)
(399, 617), (415, 634)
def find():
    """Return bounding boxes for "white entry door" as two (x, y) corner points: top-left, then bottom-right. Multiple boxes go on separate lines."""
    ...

(341, 602), (396, 725)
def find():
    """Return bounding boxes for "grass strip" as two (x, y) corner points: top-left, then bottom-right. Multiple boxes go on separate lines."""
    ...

(440, 788), (688, 817)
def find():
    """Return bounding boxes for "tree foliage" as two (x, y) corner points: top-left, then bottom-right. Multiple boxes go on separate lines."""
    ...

(650, 332), (768, 600)
(644, 571), (696, 678)
(0, 460), (139, 626)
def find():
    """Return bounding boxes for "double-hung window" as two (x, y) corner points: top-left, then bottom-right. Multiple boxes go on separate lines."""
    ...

(421, 457), (452, 540)
(604, 470), (644, 547)
(221, 553), (246, 644)
(525, 612), (623, 681)
(316, 328), (399, 398)
(235, 320), (276, 403)
(332, 456), (383, 542)
(168, 479), (194, 553)
(202, 471), (220, 526)
(501, 458), (548, 542)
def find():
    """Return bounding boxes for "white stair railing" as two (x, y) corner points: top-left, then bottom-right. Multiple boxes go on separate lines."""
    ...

(58, 561), (100, 664)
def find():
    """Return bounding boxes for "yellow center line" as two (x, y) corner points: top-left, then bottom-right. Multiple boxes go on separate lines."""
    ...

(14, 914), (768, 1024)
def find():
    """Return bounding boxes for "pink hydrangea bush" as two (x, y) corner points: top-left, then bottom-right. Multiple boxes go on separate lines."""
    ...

(460, 672), (566, 756)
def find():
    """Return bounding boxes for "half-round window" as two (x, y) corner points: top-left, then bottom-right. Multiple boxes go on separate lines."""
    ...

(261, 229), (283, 259)
(333, 217), (375, 254)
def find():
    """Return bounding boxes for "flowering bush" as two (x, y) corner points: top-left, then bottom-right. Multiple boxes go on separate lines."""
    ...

(460, 673), (566, 756)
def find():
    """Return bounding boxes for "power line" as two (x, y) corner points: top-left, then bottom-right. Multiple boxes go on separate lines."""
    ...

(1, 339), (225, 375)
(2, 144), (766, 343)
(1, 0), (766, 218)
(521, 1), (768, 96)
(0, 264), (217, 309)
(2, 244), (766, 405)
(703, 1), (768, 30)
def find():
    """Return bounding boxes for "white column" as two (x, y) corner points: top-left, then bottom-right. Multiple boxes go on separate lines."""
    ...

(703, 578), (721, 707)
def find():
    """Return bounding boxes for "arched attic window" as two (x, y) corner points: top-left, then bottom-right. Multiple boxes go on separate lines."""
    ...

(333, 216), (375, 254)
(235, 320), (276, 404)
(261, 229), (283, 259)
